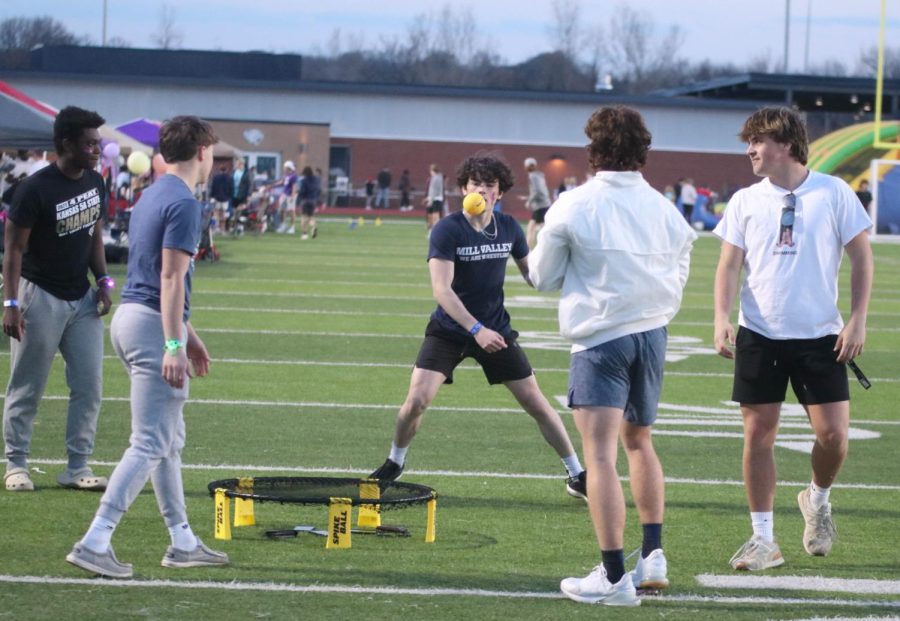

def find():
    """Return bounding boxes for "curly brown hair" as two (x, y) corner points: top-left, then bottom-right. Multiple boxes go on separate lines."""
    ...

(584, 106), (651, 172)
(739, 107), (809, 165)
(455, 153), (514, 193)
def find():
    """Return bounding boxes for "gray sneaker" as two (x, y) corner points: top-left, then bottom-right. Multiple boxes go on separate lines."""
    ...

(161, 538), (229, 568)
(798, 487), (837, 556)
(66, 543), (133, 578)
(729, 535), (784, 571)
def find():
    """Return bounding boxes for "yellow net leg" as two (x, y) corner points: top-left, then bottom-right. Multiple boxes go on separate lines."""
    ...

(357, 479), (381, 528)
(214, 488), (232, 540)
(326, 497), (353, 549)
(234, 497), (256, 527)
(425, 497), (437, 543)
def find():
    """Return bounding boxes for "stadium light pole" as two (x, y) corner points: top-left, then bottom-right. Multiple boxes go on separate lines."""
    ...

(804, 0), (812, 73)
(783, 0), (791, 72)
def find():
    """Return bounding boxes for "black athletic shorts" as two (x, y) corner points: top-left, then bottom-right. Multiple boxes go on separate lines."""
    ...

(426, 200), (444, 215)
(531, 207), (549, 223)
(732, 326), (850, 405)
(300, 200), (316, 216)
(414, 320), (533, 385)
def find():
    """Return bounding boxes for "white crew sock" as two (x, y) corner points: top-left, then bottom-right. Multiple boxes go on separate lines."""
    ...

(168, 521), (199, 551)
(80, 516), (117, 553)
(808, 481), (831, 508)
(561, 455), (584, 478)
(750, 511), (774, 542)
(388, 443), (408, 467)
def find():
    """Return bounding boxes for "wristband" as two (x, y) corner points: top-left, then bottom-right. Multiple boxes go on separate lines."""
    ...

(96, 275), (115, 289)
(469, 321), (483, 336)
(3, 299), (18, 308)
(164, 339), (184, 355)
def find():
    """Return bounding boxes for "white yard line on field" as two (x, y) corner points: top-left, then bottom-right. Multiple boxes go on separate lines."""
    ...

(0, 575), (899, 610)
(17, 394), (900, 427)
(696, 574), (900, 595)
(25, 458), (900, 491)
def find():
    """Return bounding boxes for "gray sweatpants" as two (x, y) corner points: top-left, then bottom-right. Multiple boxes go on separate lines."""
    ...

(3, 279), (103, 471)
(97, 303), (189, 528)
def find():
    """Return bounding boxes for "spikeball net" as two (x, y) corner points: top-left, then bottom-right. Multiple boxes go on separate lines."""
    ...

(207, 476), (437, 548)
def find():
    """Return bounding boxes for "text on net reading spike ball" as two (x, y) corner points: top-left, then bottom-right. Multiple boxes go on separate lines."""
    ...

(463, 192), (486, 215)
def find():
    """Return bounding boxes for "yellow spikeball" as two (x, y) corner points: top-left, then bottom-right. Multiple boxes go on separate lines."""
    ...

(463, 192), (486, 215)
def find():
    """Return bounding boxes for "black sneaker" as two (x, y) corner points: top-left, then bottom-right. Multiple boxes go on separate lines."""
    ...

(311, 225), (318, 239)
(370, 459), (404, 486)
(566, 470), (587, 501)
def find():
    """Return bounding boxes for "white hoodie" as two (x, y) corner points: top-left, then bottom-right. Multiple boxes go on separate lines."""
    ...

(530, 171), (697, 352)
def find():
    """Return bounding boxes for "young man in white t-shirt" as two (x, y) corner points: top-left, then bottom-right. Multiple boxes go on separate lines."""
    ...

(713, 107), (873, 571)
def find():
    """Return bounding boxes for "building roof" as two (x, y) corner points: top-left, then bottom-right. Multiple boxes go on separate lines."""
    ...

(656, 72), (900, 114)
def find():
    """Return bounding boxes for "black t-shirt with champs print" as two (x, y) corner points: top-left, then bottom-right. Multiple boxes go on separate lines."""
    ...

(427, 210), (528, 340)
(8, 163), (107, 300)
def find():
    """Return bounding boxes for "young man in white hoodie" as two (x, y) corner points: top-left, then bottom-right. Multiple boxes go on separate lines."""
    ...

(530, 106), (697, 606)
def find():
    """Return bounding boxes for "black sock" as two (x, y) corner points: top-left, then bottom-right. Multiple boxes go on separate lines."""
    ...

(642, 523), (662, 557)
(601, 549), (625, 584)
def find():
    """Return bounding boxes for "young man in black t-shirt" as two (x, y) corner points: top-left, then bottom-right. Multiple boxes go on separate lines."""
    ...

(3, 106), (112, 493)
(371, 155), (586, 497)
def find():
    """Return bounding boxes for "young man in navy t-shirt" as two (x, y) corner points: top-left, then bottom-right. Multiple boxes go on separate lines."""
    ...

(371, 155), (586, 497)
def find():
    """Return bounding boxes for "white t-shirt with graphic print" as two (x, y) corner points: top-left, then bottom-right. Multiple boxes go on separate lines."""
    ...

(713, 170), (872, 339)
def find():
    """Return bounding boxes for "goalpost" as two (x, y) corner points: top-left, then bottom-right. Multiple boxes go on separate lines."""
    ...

(868, 0), (899, 239)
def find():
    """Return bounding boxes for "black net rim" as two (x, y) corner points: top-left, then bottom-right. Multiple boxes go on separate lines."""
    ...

(207, 476), (436, 507)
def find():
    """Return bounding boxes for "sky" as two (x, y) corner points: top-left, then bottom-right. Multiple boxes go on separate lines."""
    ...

(3, 0), (899, 74)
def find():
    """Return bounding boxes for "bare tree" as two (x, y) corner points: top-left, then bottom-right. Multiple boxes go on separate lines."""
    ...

(0, 16), (86, 49)
(747, 52), (775, 73)
(151, 3), (183, 50)
(546, 0), (581, 61)
(857, 45), (900, 78)
(807, 59), (848, 77)
(106, 36), (132, 48)
(602, 4), (685, 93)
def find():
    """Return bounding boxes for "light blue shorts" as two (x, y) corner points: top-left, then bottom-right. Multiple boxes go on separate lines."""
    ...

(567, 327), (667, 427)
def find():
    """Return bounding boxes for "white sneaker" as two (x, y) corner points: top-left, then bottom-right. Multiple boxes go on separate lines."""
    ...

(632, 548), (669, 589)
(287, 226), (296, 235)
(276, 223), (287, 233)
(560, 565), (640, 606)
(300, 234), (309, 240)
(798, 487), (837, 556)
(729, 535), (784, 571)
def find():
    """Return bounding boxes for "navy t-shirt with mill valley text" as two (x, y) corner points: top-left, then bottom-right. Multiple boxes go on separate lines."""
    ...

(8, 163), (106, 300)
(427, 211), (528, 339)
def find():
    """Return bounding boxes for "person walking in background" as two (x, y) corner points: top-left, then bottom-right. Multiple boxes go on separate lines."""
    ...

(3, 106), (112, 493)
(365, 177), (375, 210)
(231, 159), (250, 217)
(399, 168), (412, 211)
(375, 166), (392, 209)
(67, 116), (229, 579)
(524, 157), (551, 248)
(531, 106), (696, 606)
(208, 164), (233, 233)
(298, 166), (321, 240)
(276, 161), (298, 234)
(713, 106), (873, 572)
(424, 163), (444, 234)
(855, 179), (872, 214)
(370, 154), (587, 501)
(680, 177), (697, 223)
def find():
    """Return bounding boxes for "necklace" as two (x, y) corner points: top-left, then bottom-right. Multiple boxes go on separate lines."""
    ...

(479, 213), (498, 241)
